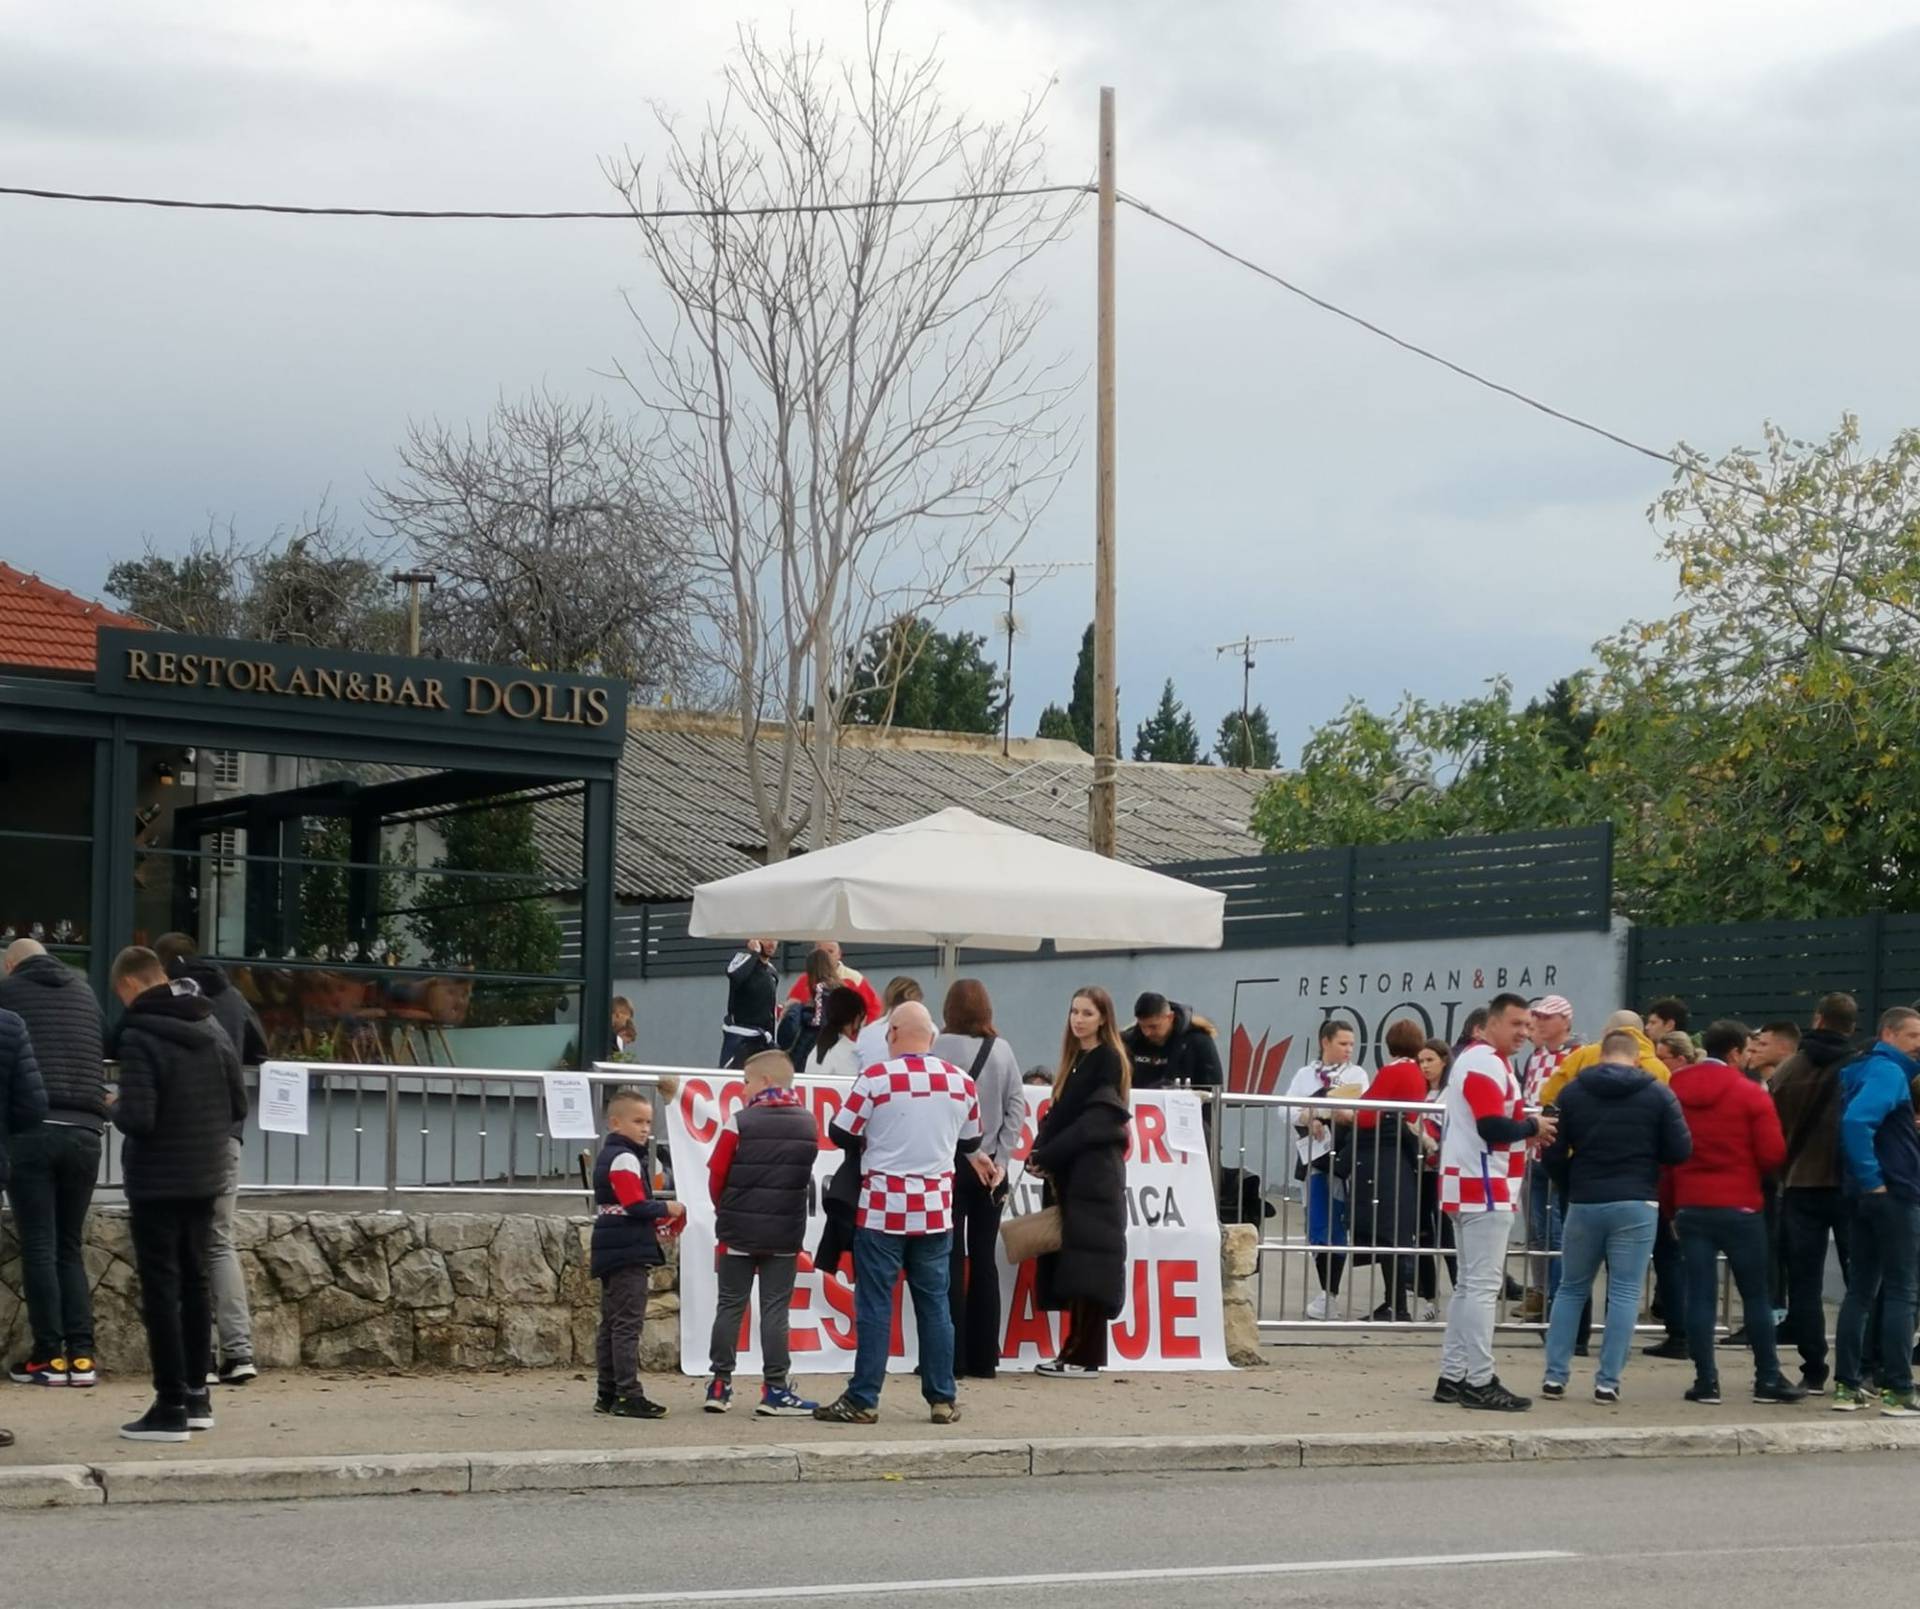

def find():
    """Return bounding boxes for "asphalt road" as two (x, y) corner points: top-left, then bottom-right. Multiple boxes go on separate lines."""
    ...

(10, 1454), (1914, 1609)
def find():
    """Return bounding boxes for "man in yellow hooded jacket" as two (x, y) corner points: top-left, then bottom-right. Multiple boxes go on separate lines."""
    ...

(1539, 1011), (1671, 1108)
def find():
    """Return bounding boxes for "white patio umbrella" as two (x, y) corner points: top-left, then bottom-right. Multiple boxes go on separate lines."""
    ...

(688, 806), (1224, 972)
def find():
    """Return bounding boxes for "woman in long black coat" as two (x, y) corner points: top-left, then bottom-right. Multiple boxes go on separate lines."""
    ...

(1031, 985), (1132, 1377)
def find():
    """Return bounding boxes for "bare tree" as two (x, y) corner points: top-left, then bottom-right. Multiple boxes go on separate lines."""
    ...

(610, 1), (1080, 859)
(368, 390), (702, 690)
(106, 504), (403, 651)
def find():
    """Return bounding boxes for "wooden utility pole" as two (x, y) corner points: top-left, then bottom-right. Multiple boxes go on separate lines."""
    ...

(1090, 85), (1119, 857)
(390, 569), (435, 656)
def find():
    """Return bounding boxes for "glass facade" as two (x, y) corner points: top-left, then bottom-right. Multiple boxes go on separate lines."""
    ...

(0, 634), (622, 1068)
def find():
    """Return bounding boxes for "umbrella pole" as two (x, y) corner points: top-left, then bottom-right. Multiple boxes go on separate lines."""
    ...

(937, 939), (959, 989)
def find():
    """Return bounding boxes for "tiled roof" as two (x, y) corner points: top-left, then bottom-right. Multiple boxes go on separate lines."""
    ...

(536, 714), (1278, 901)
(0, 562), (146, 673)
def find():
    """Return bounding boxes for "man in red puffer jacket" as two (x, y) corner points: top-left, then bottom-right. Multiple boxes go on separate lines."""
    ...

(1666, 1020), (1804, 1408)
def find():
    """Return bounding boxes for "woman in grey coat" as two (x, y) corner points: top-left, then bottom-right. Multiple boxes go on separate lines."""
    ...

(934, 978), (1027, 1378)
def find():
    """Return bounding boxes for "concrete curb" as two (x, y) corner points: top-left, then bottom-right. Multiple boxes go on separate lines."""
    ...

(6, 1418), (1917, 1506)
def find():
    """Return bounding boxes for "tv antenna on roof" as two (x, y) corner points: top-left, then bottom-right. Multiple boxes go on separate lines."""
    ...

(968, 559), (1093, 756)
(1214, 633), (1293, 769)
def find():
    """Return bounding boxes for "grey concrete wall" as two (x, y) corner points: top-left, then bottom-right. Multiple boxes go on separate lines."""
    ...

(618, 921), (1630, 1081)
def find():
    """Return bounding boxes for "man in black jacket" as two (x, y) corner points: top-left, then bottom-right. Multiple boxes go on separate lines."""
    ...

(1122, 994), (1224, 1092)
(1771, 992), (1860, 1391)
(0, 938), (105, 1388)
(720, 939), (780, 1069)
(156, 932), (266, 1384)
(1538, 1028), (1692, 1404)
(0, 997), (48, 1448)
(109, 946), (247, 1443)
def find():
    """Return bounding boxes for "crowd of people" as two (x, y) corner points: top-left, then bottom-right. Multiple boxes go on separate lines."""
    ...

(1292, 986), (1920, 1415)
(9, 916), (1914, 1444)
(0, 934), (265, 1449)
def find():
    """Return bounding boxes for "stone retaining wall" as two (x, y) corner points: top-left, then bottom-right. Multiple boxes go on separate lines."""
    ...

(1, 1210), (1258, 1374)
(0, 1209), (679, 1376)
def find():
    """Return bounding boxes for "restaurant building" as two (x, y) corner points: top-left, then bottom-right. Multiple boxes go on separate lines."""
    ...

(0, 563), (624, 1068)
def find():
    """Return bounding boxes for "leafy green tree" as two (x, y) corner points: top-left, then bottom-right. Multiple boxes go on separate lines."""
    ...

(1133, 679), (1203, 764)
(846, 615), (1004, 733)
(1035, 702), (1077, 741)
(416, 802), (564, 1024)
(1214, 704), (1280, 769)
(1066, 623), (1096, 752)
(1587, 415), (1920, 922)
(1253, 416), (1920, 924)
(105, 510), (402, 651)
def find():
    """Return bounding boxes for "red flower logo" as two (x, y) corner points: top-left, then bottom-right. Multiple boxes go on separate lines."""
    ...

(1229, 1024), (1294, 1096)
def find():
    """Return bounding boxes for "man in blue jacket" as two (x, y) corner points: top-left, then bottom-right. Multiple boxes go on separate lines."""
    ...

(1832, 1006), (1920, 1415)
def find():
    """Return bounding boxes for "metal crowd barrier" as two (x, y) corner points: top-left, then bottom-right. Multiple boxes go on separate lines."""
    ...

(93, 1060), (771, 1209)
(1215, 1089), (1732, 1337)
(85, 1060), (1742, 1342)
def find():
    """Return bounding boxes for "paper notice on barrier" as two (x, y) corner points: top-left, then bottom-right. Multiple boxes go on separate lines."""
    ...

(258, 1062), (310, 1135)
(543, 1073), (598, 1141)
(1164, 1090), (1206, 1155)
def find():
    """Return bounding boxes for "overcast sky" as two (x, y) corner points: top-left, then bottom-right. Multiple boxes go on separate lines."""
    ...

(5, 0), (1918, 760)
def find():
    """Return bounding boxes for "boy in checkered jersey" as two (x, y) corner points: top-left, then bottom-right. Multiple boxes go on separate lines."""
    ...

(813, 1001), (991, 1425)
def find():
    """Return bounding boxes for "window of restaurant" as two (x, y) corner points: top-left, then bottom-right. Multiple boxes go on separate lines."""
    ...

(0, 732), (95, 971)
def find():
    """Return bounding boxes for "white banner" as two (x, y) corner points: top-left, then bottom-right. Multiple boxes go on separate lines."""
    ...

(664, 1075), (1228, 1376)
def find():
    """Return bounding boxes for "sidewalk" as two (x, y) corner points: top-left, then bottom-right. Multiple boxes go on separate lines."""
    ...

(1, 1338), (1904, 1474)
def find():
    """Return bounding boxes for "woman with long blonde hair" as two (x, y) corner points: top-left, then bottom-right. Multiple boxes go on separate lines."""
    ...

(1030, 986), (1133, 1377)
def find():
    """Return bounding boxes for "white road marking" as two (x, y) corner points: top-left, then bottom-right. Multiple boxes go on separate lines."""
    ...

(331, 1550), (1577, 1609)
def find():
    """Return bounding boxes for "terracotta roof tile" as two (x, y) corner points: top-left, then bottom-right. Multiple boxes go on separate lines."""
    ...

(0, 562), (147, 674)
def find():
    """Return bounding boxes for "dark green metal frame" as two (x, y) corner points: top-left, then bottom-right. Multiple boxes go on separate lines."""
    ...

(1, 651), (622, 1068)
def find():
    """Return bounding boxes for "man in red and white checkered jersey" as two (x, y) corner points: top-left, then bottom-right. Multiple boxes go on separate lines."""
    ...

(814, 1001), (988, 1426)
(1434, 992), (1558, 1414)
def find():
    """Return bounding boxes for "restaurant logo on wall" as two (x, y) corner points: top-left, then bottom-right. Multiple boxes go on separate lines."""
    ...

(94, 628), (626, 747)
(1229, 954), (1570, 1094)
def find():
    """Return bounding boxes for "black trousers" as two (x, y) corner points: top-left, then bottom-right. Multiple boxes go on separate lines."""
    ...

(1416, 1172), (1457, 1299)
(596, 1264), (652, 1398)
(5, 1123), (102, 1357)
(950, 1165), (1006, 1378)
(1652, 1208), (1685, 1339)
(128, 1196), (215, 1407)
(1782, 1186), (1851, 1379)
(1059, 1296), (1110, 1369)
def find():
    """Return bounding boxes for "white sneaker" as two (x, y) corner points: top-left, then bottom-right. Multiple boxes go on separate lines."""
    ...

(1307, 1293), (1331, 1320)
(1417, 1301), (1438, 1323)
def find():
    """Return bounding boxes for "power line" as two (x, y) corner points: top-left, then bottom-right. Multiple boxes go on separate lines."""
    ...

(0, 173), (1782, 497)
(0, 181), (1093, 221)
(1112, 189), (1686, 476)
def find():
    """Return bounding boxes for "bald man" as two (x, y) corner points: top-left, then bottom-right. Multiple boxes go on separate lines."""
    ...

(0, 936), (106, 1389)
(816, 1000), (986, 1426)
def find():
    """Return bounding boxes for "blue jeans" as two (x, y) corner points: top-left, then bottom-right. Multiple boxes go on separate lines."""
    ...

(1677, 1207), (1783, 1388)
(1544, 1201), (1656, 1391)
(1836, 1192), (1920, 1396)
(1306, 1172), (1348, 1294)
(1526, 1164), (1565, 1303)
(848, 1228), (955, 1409)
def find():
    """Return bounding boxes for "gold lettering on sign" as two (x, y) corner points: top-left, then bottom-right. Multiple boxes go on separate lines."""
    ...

(424, 678), (448, 711)
(503, 680), (541, 719)
(583, 687), (609, 726)
(177, 654), (201, 687)
(155, 652), (179, 684)
(345, 673), (369, 702)
(228, 660), (256, 691)
(538, 684), (576, 725)
(466, 676), (502, 716)
(204, 656), (227, 688)
(285, 667), (313, 697)
(373, 672), (394, 704)
(395, 677), (423, 708)
(257, 663), (282, 694)
(315, 668), (342, 700)
(126, 648), (153, 681)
